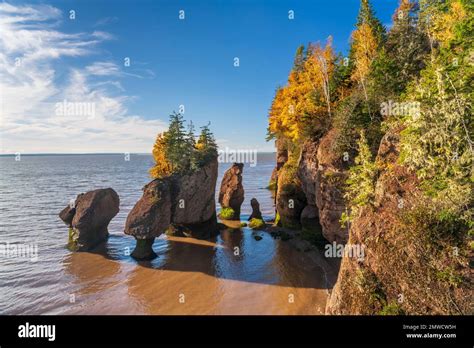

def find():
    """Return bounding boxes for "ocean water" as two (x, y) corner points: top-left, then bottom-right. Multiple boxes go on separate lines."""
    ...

(0, 153), (337, 314)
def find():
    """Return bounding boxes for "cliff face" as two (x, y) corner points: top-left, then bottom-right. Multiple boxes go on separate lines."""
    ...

(312, 129), (347, 243)
(273, 129), (347, 243)
(326, 130), (471, 315)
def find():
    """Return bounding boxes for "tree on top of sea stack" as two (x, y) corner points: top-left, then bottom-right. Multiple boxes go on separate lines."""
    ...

(149, 112), (218, 179)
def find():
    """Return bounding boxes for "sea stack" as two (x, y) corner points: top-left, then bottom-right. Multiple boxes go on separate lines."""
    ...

(124, 157), (219, 260)
(218, 163), (244, 220)
(248, 198), (263, 221)
(59, 188), (120, 251)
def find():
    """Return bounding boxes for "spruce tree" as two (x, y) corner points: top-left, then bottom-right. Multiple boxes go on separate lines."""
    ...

(195, 123), (218, 166)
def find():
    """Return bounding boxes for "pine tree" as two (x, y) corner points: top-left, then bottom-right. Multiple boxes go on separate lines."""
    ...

(356, 0), (386, 43)
(195, 122), (218, 166)
(293, 45), (306, 72)
(164, 112), (195, 172)
(384, 0), (430, 93)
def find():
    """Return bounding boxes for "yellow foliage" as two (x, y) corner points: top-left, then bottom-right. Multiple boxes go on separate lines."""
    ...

(432, 0), (466, 46)
(268, 38), (335, 143)
(351, 22), (378, 85)
(149, 133), (173, 179)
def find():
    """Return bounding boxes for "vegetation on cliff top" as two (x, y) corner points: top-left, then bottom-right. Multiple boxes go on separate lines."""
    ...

(150, 112), (218, 179)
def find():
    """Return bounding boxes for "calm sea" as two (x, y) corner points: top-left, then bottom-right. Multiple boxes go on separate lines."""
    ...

(0, 153), (336, 314)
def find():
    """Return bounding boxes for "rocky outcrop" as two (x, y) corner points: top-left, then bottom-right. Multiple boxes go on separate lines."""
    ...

(273, 130), (347, 243)
(59, 188), (120, 251)
(218, 163), (244, 220)
(313, 129), (347, 243)
(297, 140), (318, 207)
(276, 138), (288, 170)
(326, 129), (471, 315)
(270, 129), (347, 240)
(297, 140), (322, 237)
(275, 162), (307, 229)
(125, 158), (218, 260)
(268, 138), (288, 190)
(248, 198), (263, 221)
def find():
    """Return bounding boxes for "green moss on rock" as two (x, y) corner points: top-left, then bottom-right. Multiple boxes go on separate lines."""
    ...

(248, 218), (266, 230)
(219, 207), (235, 220)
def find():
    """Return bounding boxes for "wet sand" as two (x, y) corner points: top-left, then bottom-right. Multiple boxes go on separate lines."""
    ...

(62, 228), (339, 315)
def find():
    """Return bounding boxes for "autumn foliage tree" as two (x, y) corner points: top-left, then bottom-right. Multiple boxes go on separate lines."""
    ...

(267, 37), (336, 144)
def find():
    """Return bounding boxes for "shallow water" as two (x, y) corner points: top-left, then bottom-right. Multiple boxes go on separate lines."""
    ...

(0, 153), (337, 314)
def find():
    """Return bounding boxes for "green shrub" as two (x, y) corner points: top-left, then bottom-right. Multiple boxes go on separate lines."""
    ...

(379, 302), (404, 315)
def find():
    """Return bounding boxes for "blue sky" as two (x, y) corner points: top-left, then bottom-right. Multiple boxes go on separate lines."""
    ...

(0, 0), (398, 153)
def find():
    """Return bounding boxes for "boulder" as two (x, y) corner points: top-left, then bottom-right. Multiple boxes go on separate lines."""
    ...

(125, 158), (219, 260)
(248, 198), (263, 221)
(218, 163), (244, 219)
(59, 188), (120, 251)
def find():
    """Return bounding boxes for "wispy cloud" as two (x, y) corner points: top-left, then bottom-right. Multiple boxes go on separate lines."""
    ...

(0, 2), (165, 154)
(93, 16), (119, 28)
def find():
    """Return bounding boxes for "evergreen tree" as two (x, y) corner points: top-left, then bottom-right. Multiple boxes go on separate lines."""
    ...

(356, 0), (386, 43)
(384, 0), (430, 93)
(293, 45), (306, 72)
(344, 130), (378, 219)
(195, 122), (218, 166)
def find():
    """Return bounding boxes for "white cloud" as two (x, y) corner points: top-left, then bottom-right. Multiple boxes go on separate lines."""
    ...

(0, 2), (166, 154)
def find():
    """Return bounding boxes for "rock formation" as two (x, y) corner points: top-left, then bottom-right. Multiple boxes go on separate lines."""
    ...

(248, 198), (263, 221)
(218, 163), (244, 220)
(268, 138), (288, 190)
(312, 129), (347, 243)
(275, 172), (307, 229)
(297, 140), (322, 237)
(125, 158), (218, 260)
(270, 129), (347, 242)
(326, 129), (471, 315)
(59, 188), (120, 251)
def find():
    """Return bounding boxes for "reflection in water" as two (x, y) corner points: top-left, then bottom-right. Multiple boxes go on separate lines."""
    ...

(62, 228), (336, 315)
(1, 154), (338, 314)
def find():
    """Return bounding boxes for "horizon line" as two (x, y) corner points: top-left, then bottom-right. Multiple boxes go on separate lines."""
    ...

(0, 151), (277, 156)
